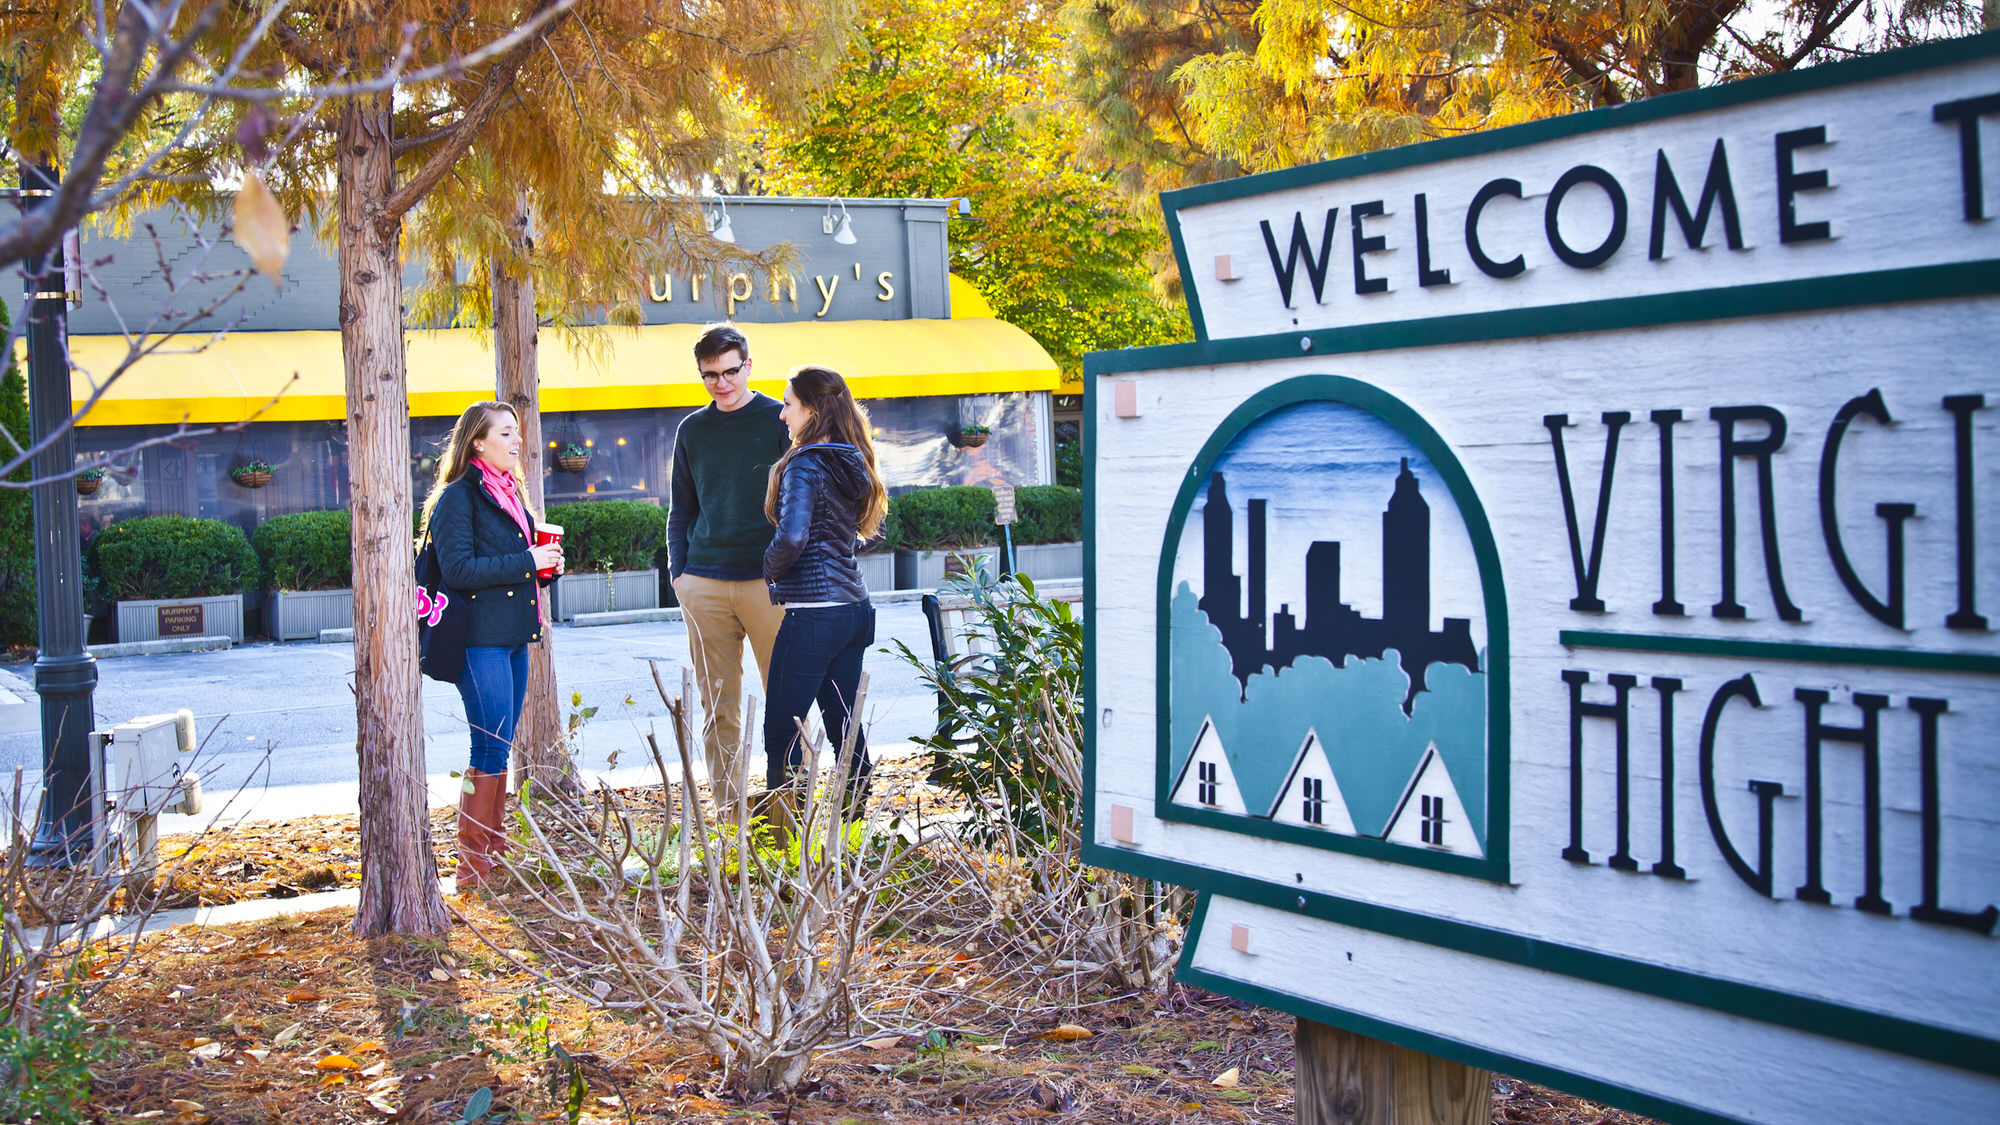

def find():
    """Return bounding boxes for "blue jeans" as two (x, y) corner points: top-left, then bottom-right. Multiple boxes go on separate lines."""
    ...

(763, 601), (874, 791)
(458, 645), (528, 776)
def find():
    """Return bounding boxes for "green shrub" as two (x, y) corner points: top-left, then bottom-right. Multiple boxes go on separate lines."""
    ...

(888, 486), (995, 551)
(0, 306), (32, 646)
(253, 509), (352, 590)
(546, 500), (668, 573)
(0, 985), (123, 1125)
(92, 515), (259, 600)
(1013, 486), (1081, 545)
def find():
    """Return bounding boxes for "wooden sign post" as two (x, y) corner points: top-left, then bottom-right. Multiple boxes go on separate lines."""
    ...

(992, 481), (1017, 575)
(1084, 34), (2000, 1125)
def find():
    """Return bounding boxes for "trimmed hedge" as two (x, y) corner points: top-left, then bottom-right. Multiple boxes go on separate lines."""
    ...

(92, 516), (259, 600)
(546, 500), (668, 573)
(883, 485), (1081, 550)
(1013, 486), (1081, 545)
(253, 509), (352, 591)
(889, 486), (995, 551)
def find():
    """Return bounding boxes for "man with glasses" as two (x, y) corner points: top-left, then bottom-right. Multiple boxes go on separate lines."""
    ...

(669, 324), (790, 822)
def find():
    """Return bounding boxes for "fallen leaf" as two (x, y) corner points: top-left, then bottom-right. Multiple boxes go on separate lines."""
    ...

(355, 1039), (385, 1053)
(1120, 1064), (1164, 1077)
(1226, 1014), (1256, 1032)
(360, 1061), (388, 1077)
(596, 1095), (622, 1107)
(862, 1035), (903, 1050)
(132, 1113), (166, 1120)
(365, 1095), (398, 1116)
(240, 1048), (271, 1063)
(428, 968), (450, 982)
(189, 1042), (225, 1061)
(1044, 1024), (1092, 1041)
(974, 1044), (1006, 1053)
(273, 1022), (305, 1046)
(316, 1054), (361, 1071)
(170, 1100), (206, 1112)
(1212, 1067), (1241, 1087)
(233, 170), (290, 287)
(283, 990), (321, 1004)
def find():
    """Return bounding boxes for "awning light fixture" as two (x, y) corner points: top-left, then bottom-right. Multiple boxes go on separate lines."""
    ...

(824, 197), (857, 245)
(707, 197), (735, 244)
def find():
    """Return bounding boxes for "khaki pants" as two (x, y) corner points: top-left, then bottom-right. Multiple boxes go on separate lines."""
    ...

(674, 574), (785, 821)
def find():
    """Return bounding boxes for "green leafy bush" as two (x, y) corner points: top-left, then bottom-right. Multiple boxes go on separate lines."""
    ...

(888, 486), (995, 551)
(1012, 485), (1081, 545)
(0, 306), (32, 646)
(547, 500), (667, 572)
(253, 509), (352, 590)
(92, 515), (259, 600)
(0, 986), (123, 1125)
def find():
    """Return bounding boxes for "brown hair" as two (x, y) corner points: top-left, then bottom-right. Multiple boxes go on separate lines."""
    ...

(419, 401), (527, 537)
(763, 366), (888, 538)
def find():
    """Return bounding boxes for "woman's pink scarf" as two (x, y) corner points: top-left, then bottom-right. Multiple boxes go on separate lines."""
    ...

(472, 458), (532, 540)
(471, 457), (545, 622)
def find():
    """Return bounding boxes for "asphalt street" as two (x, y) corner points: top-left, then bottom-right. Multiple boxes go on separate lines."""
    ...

(0, 600), (942, 832)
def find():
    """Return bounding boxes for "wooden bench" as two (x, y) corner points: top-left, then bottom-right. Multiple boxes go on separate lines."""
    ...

(919, 579), (1082, 744)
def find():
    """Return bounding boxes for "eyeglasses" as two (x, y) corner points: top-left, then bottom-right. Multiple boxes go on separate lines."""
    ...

(699, 361), (747, 383)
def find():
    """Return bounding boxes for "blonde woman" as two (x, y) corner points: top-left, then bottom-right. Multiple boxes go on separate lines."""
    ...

(419, 401), (563, 888)
(760, 366), (888, 806)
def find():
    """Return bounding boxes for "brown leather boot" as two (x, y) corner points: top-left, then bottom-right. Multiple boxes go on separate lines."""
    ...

(455, 769), (505, 891)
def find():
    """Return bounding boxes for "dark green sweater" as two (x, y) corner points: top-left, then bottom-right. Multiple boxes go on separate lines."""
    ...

(667, 392), (790, 580)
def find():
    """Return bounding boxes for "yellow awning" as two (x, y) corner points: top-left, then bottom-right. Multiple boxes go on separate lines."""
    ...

(65, 317), (1059, 426)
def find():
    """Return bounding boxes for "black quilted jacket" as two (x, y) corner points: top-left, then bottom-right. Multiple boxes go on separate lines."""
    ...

(763, 444), (873, 605)
(427, 475), (551, 648)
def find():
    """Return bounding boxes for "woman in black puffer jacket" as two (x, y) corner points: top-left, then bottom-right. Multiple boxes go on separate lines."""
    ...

(761, 366), (888, 807)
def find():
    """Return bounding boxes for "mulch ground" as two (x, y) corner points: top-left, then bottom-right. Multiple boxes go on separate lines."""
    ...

(70, 775), (1665, 1125)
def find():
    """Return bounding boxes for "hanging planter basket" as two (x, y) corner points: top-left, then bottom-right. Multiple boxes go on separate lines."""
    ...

(953, 429), (990, 450)
(75, 475), (102, 496)
(556, 454), (591, 473)
(232, 468), (273, 489)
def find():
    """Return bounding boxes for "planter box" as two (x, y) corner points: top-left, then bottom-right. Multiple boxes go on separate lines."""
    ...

(265, 588), (354, 641)
(553, 568), (659, 621)
(1013, 540), (1083, 583)
(894, 547), (1002, 590)
(116, 595), (245, 643)
(857, 552), (895, 592)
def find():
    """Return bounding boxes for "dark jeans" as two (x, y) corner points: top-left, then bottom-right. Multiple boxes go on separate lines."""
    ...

(763, 600), (875, 792)
(458, 644), (528, 775)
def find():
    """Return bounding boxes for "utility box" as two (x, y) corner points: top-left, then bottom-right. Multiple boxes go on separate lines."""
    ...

(93, 710), (202, 884)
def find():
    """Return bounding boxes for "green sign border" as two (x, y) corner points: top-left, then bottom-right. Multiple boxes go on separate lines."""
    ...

(1082, 33), (2000, 1118)
(1151, 376), (1512, 882)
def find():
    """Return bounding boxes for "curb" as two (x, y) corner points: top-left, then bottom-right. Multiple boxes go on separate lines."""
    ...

(566, 587), (941, 628)
(86, 635), (234, 660)
(318, 627), (354, 643)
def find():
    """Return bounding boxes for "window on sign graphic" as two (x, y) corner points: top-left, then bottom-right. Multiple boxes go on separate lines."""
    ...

(1420, 794), (1446, 845)
(1301, 776), (1324, 824)
(1197, 761), (1217, 806)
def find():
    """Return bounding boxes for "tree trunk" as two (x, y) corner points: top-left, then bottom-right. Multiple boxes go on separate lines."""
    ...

(1294, 1019), (1491, 1125)
(339, 93), (449, 937)
(493, 199), (573, 797)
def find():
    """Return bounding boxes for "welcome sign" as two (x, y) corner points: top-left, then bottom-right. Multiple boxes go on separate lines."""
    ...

(1084, 34), (1998, 1125)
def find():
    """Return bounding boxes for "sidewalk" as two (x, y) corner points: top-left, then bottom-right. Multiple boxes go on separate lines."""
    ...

(0, 600), (946, 831)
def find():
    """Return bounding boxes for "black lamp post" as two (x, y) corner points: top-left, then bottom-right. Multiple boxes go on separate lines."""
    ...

(16, 164), (98, 865)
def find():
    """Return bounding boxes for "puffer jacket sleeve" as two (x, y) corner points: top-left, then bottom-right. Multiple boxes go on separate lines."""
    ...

(762, 458), (819, 582)
(432, 481), (536, 592)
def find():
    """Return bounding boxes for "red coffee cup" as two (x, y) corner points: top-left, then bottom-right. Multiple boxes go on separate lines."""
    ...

(534, 522), (563, 580)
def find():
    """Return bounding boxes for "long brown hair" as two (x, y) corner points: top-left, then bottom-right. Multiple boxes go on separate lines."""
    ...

(764, 366), (888, 538)
(419, 401), (527, 537)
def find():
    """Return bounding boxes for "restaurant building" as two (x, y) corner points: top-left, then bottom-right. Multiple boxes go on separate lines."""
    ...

(53, 196), (1058, 539)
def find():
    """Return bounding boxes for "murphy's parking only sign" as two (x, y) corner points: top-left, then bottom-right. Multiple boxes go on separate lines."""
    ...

(1083, 33), (1999, 1125)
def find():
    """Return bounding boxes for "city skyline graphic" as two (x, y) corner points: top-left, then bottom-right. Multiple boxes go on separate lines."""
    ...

(1197, 460), (1479, 708)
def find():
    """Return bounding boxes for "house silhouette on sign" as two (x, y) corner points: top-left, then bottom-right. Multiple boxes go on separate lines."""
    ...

(1265, 729), (1358, 835)
(1382, 742), (1482, 857)
(1168, 716), (1248, 815)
